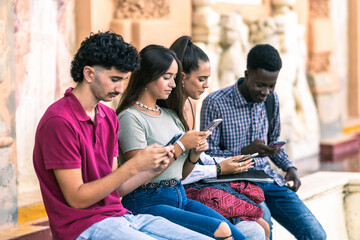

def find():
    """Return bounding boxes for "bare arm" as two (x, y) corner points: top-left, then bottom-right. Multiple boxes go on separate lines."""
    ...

(54, 144), (172, 209)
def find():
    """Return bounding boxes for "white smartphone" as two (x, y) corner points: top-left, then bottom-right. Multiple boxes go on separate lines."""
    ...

(203, 119), (223, 132)
(268, 140), (287, 148)
(236, 152), (259, 162)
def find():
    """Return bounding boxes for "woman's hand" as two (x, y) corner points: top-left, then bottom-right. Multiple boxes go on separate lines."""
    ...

(219, 155), (254, 175)
(179, 130), (210, 150)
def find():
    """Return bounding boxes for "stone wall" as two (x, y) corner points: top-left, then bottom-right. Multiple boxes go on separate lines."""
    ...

(192, 0), (321, 174)
(0, 0), (17, 232)
(14, 0), (75, 196)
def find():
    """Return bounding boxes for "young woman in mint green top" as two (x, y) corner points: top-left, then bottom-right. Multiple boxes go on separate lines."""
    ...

(116, 44), (246, 240)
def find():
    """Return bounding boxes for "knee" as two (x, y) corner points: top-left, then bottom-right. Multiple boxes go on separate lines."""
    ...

(310, 226), (327, 240)
(298, 223), (327, 240)
(214, 222), (232, 240)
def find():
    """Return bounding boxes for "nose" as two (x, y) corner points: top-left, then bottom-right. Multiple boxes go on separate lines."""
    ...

(115, 81), (124, 94)
(260, 88), (270, 96)
(203, 79), (209, 89)
(169, 77), (176, 88)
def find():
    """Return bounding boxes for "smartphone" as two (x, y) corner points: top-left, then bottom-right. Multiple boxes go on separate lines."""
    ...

(268, 140), (287, 148)
(165, 133), (183, 146)
(236, 152), (259, 162)
(203, 119), (223, 132)
(236, 153), (259, 162)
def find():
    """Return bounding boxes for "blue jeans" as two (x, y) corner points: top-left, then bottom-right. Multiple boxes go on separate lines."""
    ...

(75, 214), (213, 240)
(256, 182), (326, 240)
(233, 220), (266, 240)
(122, 182), (247, 240)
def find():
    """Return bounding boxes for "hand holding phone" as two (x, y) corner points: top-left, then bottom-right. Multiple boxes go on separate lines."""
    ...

(268, 140), (287, 148)
(235, 152), (259, 162)
(202, 119), (223, 132)
(165, 133), (183, 146)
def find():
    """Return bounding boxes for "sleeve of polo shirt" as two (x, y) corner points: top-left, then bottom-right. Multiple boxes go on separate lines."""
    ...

(39, 116), (82, 169)
(118, 111), (147, 154)
(268, 93), (296, 171)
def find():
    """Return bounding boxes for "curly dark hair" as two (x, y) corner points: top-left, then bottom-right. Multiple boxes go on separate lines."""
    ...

(247, 44), (282, 72)
(70, 31), (140, 82)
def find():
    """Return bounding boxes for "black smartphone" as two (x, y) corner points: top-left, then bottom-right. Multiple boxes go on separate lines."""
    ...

(202, 119), (223, 132)
(165, 133), (183, 146)
(268, 140), (287, 148)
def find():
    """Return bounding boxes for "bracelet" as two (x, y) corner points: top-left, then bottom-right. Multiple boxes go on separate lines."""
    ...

(173, 151), (178, 161)
(213, 158), (221, 176)
(176, 140), (186, 153)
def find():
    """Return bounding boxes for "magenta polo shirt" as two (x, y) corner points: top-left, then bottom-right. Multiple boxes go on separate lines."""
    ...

(33, 88), (130, 240)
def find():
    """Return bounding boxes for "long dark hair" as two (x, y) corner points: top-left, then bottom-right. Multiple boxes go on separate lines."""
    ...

(170, 36), (209, 75)
(169, 36), (210, 131)
(116, 44), (188, 130)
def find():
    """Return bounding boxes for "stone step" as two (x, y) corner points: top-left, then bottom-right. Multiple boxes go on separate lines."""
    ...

(0, 217), (51, 240)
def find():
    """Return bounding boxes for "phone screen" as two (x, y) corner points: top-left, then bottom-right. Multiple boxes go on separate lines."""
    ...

(203, 119), (223, 132)
(268, 141), (286, 148)
(235, 153), (259, 162)
(165, 133), (183, 146)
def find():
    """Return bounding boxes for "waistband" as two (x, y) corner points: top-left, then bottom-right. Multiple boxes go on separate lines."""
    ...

(140, 179), (181, 189)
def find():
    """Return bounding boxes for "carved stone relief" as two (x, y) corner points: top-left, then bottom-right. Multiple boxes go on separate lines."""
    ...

(308, 52), (331, 74)
(114, 0), (170, 19)
(309, 0), (330, 18)
(218, 12), (249, 88)
(308, 0), (331, 75)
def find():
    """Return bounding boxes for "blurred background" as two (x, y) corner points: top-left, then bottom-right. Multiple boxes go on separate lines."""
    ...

(1, 0), (360, 239)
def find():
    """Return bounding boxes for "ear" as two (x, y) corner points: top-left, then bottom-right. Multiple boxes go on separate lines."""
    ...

(83, 66), (95, 83)
(244, 70), (250, 81)
(181, 72), (187, 85)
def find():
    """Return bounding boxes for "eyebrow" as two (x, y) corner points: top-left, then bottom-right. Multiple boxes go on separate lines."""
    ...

(111, 75), (129, 80)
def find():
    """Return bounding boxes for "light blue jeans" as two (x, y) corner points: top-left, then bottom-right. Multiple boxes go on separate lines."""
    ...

(234, 220), (266, 240)
(256, 182), (327, 240)
(122, 182), (247, 240)
(75, 214), (213, 240)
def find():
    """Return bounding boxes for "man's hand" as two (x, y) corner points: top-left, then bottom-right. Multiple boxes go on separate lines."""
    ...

(241, 139), (281, 157)
(284, 167), (301, 192)
(131, 144), (173, 172)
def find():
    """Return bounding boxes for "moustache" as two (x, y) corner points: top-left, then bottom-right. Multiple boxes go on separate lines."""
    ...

(109, 92), (120, 96)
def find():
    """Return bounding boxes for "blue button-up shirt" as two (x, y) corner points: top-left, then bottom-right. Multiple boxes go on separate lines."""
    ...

(200, 78), (295, 186)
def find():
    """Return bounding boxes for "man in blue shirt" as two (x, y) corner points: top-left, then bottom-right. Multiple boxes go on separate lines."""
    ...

(200, 44), (326, 240)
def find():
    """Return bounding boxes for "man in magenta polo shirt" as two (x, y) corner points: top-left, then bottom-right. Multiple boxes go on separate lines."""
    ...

(33, 32), (213, 240)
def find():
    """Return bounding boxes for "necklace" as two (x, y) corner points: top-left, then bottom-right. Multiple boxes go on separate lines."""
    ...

(135, 101), (160, 112)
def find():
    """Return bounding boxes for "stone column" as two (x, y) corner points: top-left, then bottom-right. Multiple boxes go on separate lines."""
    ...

(0, 0), (17, 232)
(307, 0), (341, 140)
(192, 0), (222, 126)
(348, 0), (360, 118)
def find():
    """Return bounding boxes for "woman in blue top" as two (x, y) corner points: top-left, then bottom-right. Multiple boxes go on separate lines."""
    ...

(116, 44), (246, 240)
